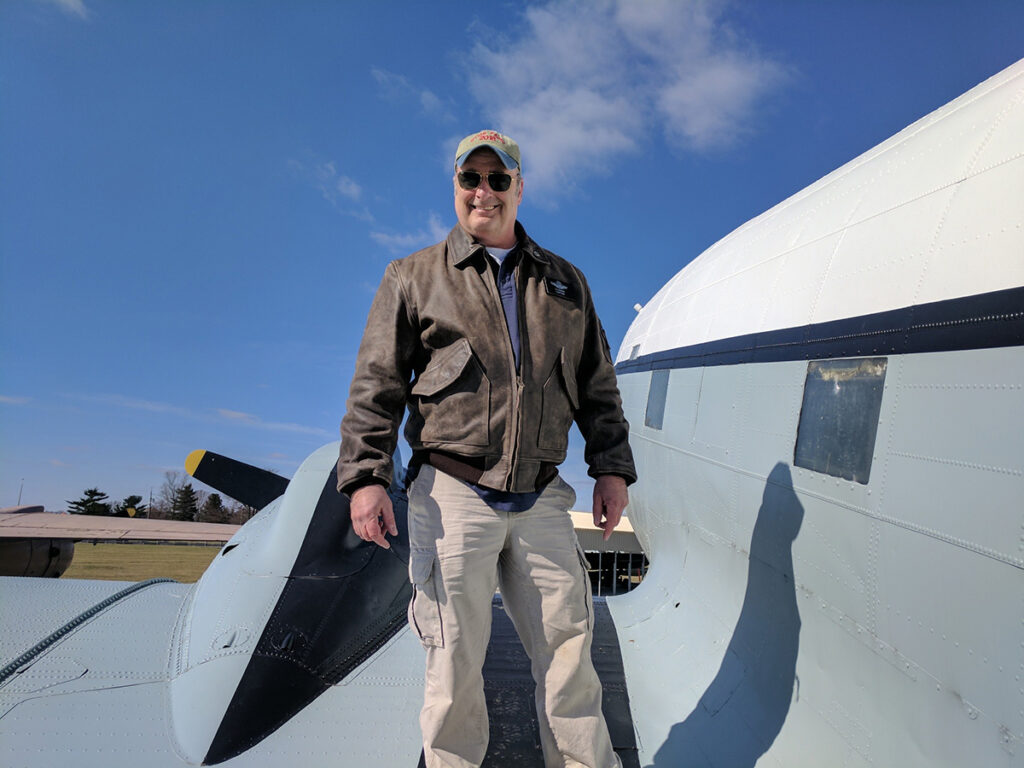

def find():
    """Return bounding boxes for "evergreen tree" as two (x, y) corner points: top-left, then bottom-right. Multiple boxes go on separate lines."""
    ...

(171, 483), (199, 522)
(196, 493), (232, 524)
(150, 471), (187, 519)
(67, 488), (112, 516)
(113, 494), (147, 518)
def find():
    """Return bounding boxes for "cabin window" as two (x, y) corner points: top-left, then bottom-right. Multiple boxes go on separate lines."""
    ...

(645, 369), (670, 430)
(794, 358), (887, 484)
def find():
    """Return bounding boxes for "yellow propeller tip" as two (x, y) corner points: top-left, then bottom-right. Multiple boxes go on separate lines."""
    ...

(185, 449), (207, 476)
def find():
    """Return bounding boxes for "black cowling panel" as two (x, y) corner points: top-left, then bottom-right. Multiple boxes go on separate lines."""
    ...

(203, 467), (411, 765)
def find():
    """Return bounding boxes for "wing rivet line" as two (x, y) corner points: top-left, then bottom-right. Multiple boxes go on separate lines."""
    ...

(0, 578), (175, 684)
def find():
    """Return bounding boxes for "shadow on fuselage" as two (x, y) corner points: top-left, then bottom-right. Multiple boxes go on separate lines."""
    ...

(649, 462), (804, 768)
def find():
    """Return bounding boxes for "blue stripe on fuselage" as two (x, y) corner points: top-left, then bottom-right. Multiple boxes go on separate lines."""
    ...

(616, 285), (1024, 375)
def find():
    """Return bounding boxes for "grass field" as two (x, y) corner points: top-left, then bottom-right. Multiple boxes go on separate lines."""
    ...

(62, 542), (221, 583)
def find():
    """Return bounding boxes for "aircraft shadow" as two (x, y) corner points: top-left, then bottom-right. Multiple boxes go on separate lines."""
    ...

(648, 462), (804, 768)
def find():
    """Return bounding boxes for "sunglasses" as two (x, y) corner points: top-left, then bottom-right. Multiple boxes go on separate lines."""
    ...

(457, 170), (516, 193)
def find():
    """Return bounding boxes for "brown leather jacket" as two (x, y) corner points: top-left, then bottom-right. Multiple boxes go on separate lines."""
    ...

(337, 223), (635, 495)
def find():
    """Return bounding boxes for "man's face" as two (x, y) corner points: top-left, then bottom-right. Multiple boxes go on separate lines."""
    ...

(453, 149), (523, 249)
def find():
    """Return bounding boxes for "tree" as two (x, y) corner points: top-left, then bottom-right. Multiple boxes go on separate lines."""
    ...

(150, 471), (187, 519)
(228, 501), (259, 525)
(196, 493), (232, 524)
(113, 494), (148, 518)
(170, 483), (199, 522)
(67, 488), (112, 516)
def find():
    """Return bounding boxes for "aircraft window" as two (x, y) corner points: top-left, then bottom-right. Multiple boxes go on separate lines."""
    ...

(794, 358), (887, 484)
(645, 369), (670, 429)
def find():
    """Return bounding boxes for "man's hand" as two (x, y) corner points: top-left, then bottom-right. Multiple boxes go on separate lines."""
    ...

(350, 483), (397, 549)
(592, 475), (628, 541)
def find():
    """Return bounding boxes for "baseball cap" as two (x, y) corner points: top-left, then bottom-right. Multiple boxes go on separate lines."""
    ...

(455, 130), (521, 171)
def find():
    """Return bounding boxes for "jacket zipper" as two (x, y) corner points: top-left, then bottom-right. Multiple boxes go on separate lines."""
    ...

(481, 250), (525, 491)
(507, 377), (524, 490)
(506, 260), (527, 491)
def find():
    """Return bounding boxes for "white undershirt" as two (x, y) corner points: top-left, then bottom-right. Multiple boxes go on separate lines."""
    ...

(485, 245), (514, 264)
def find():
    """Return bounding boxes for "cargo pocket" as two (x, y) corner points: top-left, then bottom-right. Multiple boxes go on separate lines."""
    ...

(575, 542), (594, 632)
(411, 338), (490, 447)
(408, 548), (444, 648)
(538, 347), (579, 451)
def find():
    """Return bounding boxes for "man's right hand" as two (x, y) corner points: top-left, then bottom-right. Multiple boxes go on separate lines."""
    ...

(350, 483), (397, 549)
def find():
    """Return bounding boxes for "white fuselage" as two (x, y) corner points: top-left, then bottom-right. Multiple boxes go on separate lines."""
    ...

(609, 59), (1024, 767)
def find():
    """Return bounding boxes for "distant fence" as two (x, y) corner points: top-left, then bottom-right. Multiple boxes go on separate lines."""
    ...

(581, 550), (649, 596)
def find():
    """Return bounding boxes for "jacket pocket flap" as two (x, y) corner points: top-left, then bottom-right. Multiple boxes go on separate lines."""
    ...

(559, 348), (580, 411)
(410, 548), (436, 585)
(411, 338), (473, 397)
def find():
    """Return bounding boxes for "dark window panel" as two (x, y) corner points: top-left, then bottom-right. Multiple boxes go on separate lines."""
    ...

(794, 358), (887, 484)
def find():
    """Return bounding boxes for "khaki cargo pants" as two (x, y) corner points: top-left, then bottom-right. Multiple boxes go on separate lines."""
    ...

(407, 465), (620, 768)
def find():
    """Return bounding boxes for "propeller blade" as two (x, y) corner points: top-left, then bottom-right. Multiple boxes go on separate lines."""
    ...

(185, 450), (290, 509)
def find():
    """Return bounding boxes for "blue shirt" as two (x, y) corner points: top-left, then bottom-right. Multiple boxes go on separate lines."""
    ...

(474, 245), (542, 512)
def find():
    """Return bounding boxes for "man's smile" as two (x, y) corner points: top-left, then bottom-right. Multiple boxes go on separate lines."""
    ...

(453, 145), (522, 248)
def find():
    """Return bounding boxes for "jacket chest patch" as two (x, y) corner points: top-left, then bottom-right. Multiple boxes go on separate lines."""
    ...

(543, 276), (578, 303)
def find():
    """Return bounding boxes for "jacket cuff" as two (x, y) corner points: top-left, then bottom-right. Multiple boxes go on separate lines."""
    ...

(589, 469), (638, 486)
(340, 476), (389, 499)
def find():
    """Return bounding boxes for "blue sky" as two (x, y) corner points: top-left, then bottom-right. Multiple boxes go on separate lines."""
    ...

(2, 0), (1022, 513)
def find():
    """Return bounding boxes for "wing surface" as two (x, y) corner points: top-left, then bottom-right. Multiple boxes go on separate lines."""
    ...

(0, 512), (238, 542)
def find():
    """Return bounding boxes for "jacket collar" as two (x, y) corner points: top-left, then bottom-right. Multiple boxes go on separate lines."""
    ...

(448, 222), (550, 268)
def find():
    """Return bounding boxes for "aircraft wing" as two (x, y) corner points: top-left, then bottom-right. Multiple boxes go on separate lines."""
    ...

(0, 442), (640, 766)
(1, 442), (421, 765)
(0, 449), (292, 544)
(0, 511), (239, 542)
(0, 574), (428, 766)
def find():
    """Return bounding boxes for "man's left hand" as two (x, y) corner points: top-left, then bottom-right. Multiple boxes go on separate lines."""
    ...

(593, 475), (628, 541)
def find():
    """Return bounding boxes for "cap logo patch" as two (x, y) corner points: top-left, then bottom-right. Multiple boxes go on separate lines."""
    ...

(455, 130), (521, 170)
(476, 131), (507, 146)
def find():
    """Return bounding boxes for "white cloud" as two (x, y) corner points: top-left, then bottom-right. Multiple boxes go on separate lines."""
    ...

(38, 0), (88, 19)
(372, 68), (454, 122)
(463, 0), (787, 195)
(334, 174), (362, 201)
(0, 395), (30, 405)
(64, 393), (330, 438)
(314, 161), (361, 202)
(420, 90), (446, 117)
(218, 408), (258, 424)
(216, 408), (331, 437)
(371, 212), (450, 255)
(71, 393), (194, 417)
(288, 159), (373, 221)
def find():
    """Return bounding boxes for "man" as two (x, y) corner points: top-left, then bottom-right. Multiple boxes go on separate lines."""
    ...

(338, 130), (636, 768)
